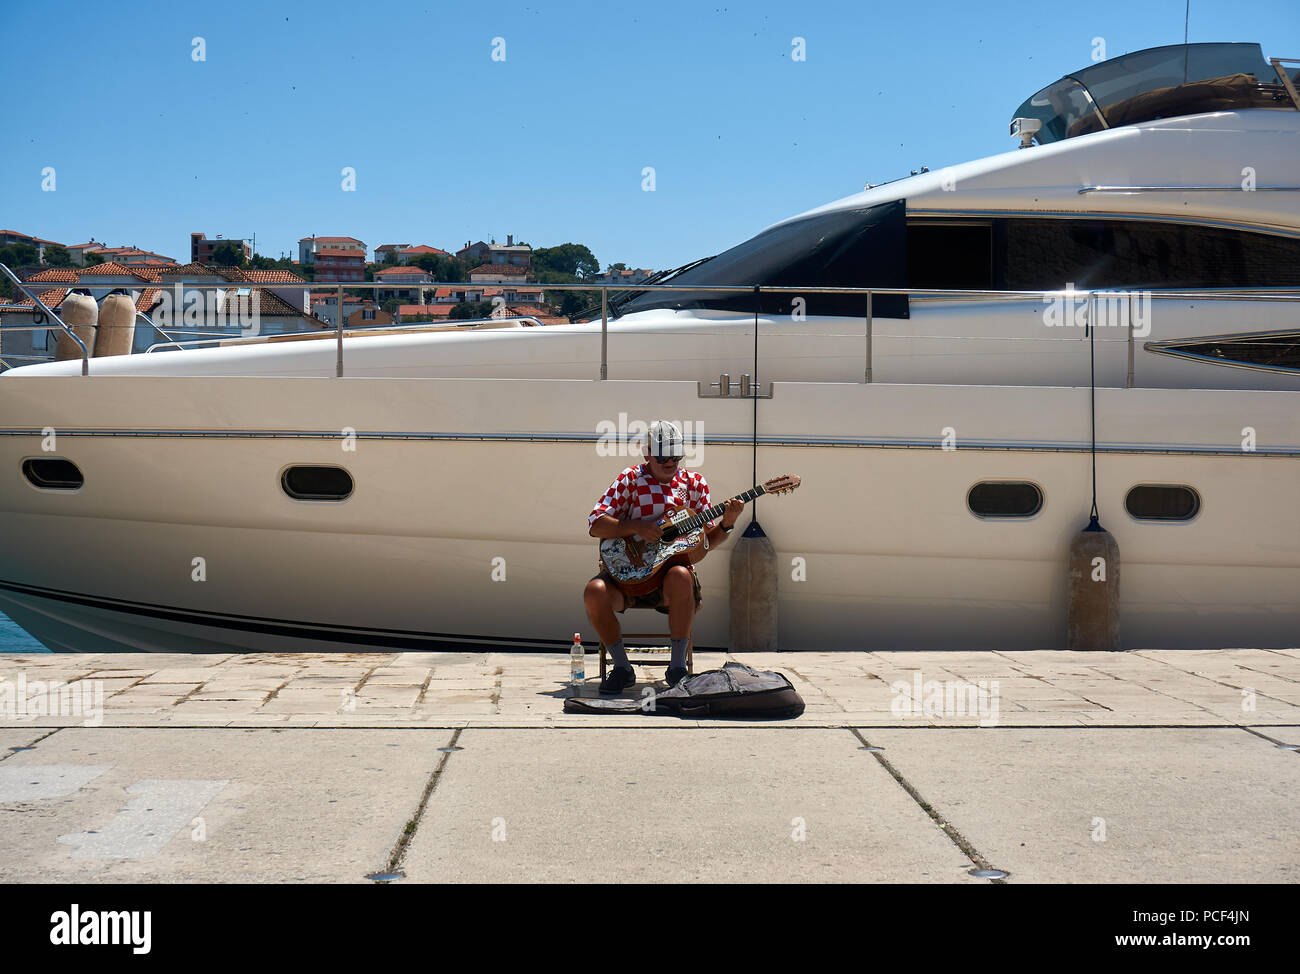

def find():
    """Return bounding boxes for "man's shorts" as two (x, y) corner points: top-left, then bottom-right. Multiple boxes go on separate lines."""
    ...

(594, 564), (702, 614)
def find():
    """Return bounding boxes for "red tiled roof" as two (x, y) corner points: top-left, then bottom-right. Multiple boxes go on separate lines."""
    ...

(157, 262), (243, 281)
(218, 288), (310, 318)
(116, 249), (175, 262)
(374, 266), (431, 278)
(239, 269), (307, 284)
(399, 245), (449, 256)
(67, 242), (104, 250)
(24, 268), (79, 283)
(299, 236), (363, 243)
(7, 287), (68, 310)
(398, 304), (458, 317)
(32, 237), (64, 246)
(135, 287), (163, 313)
(503, 304), (568, 324)
(76, 261), (154, 280)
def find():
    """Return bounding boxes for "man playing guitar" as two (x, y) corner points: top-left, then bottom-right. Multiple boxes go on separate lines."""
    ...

(584, 420), (744, 694)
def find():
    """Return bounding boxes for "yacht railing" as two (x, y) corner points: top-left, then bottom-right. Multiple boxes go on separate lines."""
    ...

(0, 262), (90, 375)
(1, 265), (1297, 385)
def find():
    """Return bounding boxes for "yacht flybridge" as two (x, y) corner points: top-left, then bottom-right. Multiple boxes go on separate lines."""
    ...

(1, 43), (1297, 652)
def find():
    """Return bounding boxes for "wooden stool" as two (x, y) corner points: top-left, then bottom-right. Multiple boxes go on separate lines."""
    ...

(599, 618), (694, 681)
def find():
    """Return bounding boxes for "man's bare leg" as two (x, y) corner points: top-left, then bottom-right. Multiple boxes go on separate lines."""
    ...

(662, 566), (695, 641)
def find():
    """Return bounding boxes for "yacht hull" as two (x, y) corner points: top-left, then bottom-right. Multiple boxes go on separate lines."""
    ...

(1, 375), (1295, 651)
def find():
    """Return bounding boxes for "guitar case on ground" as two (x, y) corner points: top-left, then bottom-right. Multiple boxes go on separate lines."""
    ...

(564, 661), (805, 719)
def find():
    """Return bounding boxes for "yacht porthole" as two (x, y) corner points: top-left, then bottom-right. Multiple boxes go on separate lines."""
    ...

(967, 481), (1043, 519)
(281, 465), (354, 501)
(1125, 484), (1200, 522)
(21, 457), (84, 491)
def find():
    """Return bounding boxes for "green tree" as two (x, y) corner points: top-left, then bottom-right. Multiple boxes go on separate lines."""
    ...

(435, 256), (467, 282)
(43, 244), (73, 267)
(0, 243), (38, 298)
(533, 243), (599, 280)
(83, 251), (106, 266)
(248, 253), (301, 271)
(210, 241), (247, 268)
(448, 300), (495, 320)
(382, 249), (399, 265)
(0, 242), (39, 268)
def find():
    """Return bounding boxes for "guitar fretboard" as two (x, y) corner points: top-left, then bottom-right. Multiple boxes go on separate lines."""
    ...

(666, 485), (766, 539)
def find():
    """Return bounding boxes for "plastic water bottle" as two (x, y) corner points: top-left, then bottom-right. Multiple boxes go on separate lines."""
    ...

(570, 633), (585, 685)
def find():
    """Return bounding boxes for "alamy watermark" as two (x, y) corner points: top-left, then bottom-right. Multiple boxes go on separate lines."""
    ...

(595, 412), (704, 465)
(152, 283), (261, 337)
(0, 673), (104, 727)
(891, 672), (1000, 727)
(1042, 284), (1151, 338)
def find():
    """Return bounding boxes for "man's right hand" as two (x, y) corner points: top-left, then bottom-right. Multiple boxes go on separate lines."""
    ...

(635, 519), (664, 541)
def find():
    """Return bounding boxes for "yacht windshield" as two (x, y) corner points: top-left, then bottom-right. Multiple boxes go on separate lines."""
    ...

(615, 200), (908, 319)
(1014, 42), (1289, 144)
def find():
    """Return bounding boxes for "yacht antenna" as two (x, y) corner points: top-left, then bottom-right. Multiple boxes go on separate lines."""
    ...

(1182, 1), (1191, 85)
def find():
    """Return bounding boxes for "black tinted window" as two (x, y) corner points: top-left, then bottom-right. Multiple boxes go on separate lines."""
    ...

(1001, 219), (1300, 290)
(282, 466), (353, 501)
(618, 200), (909, 318)
(22, 458), (83, 490)
(1126, 484), (1199, 520)
(908, 223), (994, 290)
(968, 482), (1043, 518)
(1157, 333), (1300, 372)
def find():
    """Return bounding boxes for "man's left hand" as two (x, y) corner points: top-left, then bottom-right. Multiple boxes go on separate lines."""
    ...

(721, 498), (744, 527)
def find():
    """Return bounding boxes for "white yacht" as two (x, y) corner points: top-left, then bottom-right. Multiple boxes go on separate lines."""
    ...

(1, 42), (1297, 652)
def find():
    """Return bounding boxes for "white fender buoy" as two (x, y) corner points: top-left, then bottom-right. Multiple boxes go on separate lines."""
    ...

(95, 293), (135, 357)
(54, 292), (97, 361)
(730, 519), (778, 652)
(1067, 517), (1120, 651)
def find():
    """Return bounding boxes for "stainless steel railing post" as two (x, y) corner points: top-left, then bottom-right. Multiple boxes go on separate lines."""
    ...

(1127, 291), (1136, 388)
(336, 283), (344, 377)
(865, 290), (873, 383)
(0, 262), (89, 375)
(600, 287), (608, 380)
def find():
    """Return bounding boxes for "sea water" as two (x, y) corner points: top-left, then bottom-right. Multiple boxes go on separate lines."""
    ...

(0, 611), (48, 652)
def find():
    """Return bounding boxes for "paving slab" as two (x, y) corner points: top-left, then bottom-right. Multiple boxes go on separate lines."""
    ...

(865, 727), (1300, 883)
(0, 728), (452, 883)
(401, 727), (984, 883)
(0, 729), (53, 752)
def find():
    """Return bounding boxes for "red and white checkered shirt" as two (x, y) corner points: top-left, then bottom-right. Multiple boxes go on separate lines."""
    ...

(588, 464), (713, 529)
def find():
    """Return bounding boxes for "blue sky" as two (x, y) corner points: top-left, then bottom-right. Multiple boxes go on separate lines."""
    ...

(1, 0), (1296, 270)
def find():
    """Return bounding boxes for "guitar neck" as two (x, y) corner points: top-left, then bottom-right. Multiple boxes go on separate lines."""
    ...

(673, 485), (766, 536)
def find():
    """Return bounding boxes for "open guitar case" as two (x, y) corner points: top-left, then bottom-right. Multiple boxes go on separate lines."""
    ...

(564, 662), (805, 719)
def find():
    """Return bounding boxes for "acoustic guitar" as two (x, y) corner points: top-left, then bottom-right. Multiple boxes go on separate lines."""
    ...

(598, 474), (801, 596)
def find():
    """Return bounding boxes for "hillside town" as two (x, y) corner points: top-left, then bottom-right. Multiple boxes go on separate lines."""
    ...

(0, 228), (655, 367)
